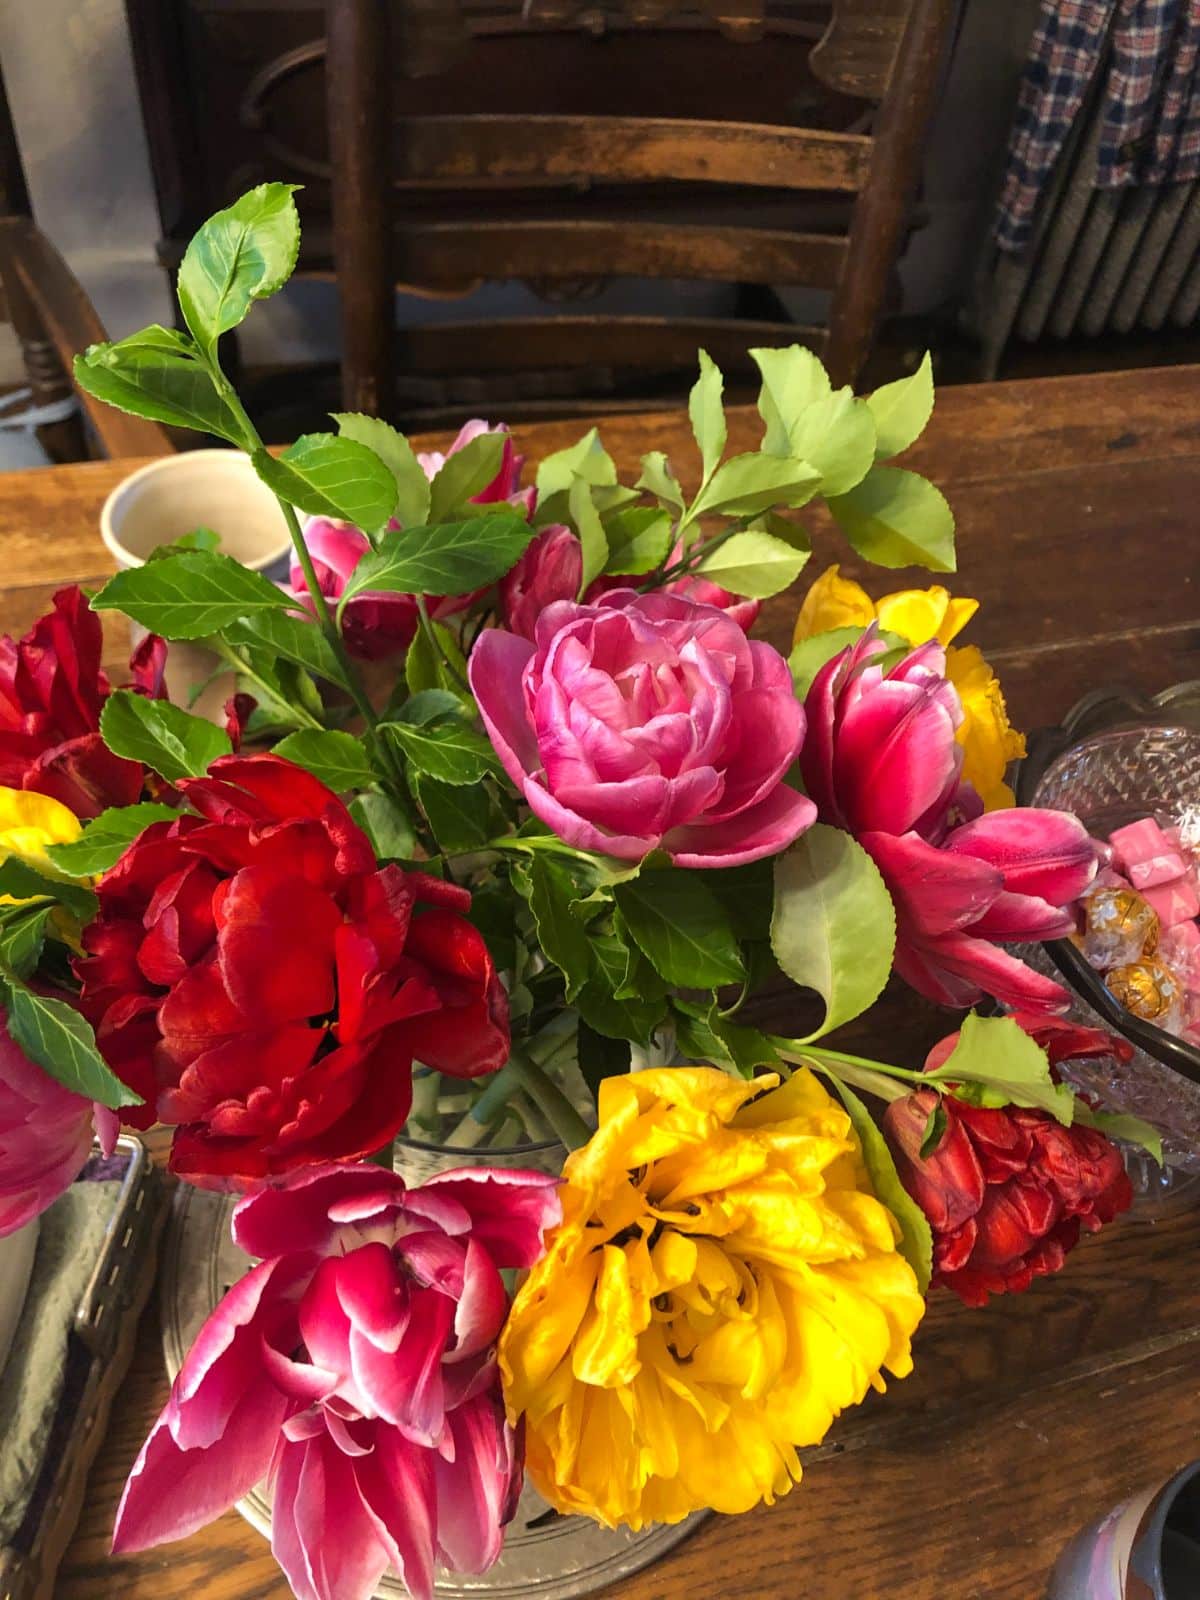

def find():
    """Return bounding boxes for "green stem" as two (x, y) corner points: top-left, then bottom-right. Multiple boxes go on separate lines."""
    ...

(415, 595), (471, 693)
(505, 1046), (592, 1150)
(636, 517), (749, 594)
(208, 639), (324, 730)
(771, 1037), (920, 1102)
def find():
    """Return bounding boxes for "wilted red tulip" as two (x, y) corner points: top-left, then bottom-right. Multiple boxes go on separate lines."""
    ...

(74, 755), (509, 1188)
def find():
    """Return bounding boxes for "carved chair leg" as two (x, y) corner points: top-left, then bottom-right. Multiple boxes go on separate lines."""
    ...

(0, 235), (86, 462)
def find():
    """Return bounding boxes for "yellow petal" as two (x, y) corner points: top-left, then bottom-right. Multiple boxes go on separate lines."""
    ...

(571, 1244), (647, 1388)
(792, 564), (876, 643)
(876, 586), (979, 647)
(945, 644), (1026, 811)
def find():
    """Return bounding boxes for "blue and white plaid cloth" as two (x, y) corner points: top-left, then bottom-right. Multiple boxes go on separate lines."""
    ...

(994, 0), (1200, 253)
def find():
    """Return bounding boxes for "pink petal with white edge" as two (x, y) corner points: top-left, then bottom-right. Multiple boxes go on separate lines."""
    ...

(944, 809), (1098, 906)
(664, 783), (816, 868)
(419, 1167), (562, 1268)
(434, 1392), (520, 1573)
(446, 1238), (508, 1362)
(232, 1162), (408, 1261)
(355, 1284), (455, 1442)
(270, 1431), (391, 1600)
(354, 1426), (438, 1600)
(334, 1240), (407, 1352)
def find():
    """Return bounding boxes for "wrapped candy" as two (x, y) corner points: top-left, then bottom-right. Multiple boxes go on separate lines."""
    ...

(1105, 957), (1185, 1034)
(1082, 887), (1160, 970)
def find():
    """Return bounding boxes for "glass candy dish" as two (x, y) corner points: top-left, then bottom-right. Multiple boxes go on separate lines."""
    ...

(1015, 683), (1200, 1174)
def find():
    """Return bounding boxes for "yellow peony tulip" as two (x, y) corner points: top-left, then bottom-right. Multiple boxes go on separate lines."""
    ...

(0, 787), (81, 896)
(499, 1066), (924, 1529)
(793, 565), (1024, 810)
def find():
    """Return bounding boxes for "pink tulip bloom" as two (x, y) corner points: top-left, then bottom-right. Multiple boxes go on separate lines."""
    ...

(801, 627), (974, 840)
(113, 1161), (561, 1600)
(862, 809), (1099, 1011)
(287, 519), (420, 662)
(0, 1019), (119, 1237)
(470, 590), (814, 867)
(500, 524), (581, 640)
(416, 420), (536, 519)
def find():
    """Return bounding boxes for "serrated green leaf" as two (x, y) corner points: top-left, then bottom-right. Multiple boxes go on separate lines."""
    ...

(827, 466), (956, 573)
(691, 453), (822, 519)
(403, 620), (473, 709)
(602, 507), (673, 576)
(99, 691), (232, 782)
(519, 854), (592, 1000)
(348, 790), (416, 860)
(787, 624), (907, 700)
(615, 870), (745, 989)
(751, 345), (833, 456)
(868, 352), (934, 461)
(0, 904), (52, 979)
(926, 1013), (1076, 1123)
(177, 182), (301, 356)
(411, 771), (493, 852)
(576, 930), (667, 1045)
(689, 348), (727, 482)
(672, 999), (778, 1078)
(0, 858), (97, 919)
(788, 390), (877, 498)
(429, 432), (505, 521)
(569, 477), (608, 595)
(385, 719), (500, 785)
(273, 729), (375, 791)
(771, 824), (896, 1039)
(828, 1073), (932, 1293)
(339, 513), (536, 603)
(73, 332), (247, 444)
(746, 509), (812, 553)
(92, 550), (293, 640)
(1073, 1104), (1163, 1164)
(636, 451), (684, 512)
(223, 610), (350, 689)
(332, 412), (430, 529)
(536, 428), (618, 499)
(2, 979), (141, 1109)
(393, 689), (464, 726)
(693, 529), (811, 599)
(45, 803), (180, 878)
(253, 435), (398, 536)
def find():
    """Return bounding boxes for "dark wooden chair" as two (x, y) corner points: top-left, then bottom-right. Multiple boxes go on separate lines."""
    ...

(124, 0), (954, 431)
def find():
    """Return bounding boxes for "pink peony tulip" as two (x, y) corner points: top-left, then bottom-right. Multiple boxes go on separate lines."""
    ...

(470, 590), (814, 867)
(113, 1161), (561, 1600)
(801, 626), (974, 840)
(862, 809), (1099, 1011)
(0, 1018), (118, 1237)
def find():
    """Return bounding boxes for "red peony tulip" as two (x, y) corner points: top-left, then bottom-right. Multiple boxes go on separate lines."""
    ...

(73, 755), (509, 1188)
(0, 586), (167, 819)
(882, 1018), (1133, 1306)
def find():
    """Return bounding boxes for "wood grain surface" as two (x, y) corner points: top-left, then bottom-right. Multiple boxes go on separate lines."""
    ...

(0, 364), (1196, 1599)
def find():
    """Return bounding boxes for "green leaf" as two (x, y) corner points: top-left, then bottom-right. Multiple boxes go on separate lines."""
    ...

(576, 930), (668, 1045)
(693, 529), (811, 599)
(920, 1102), (948, 1159)
(786, 390), (877, 498)
(393, 689), (464, 726)
(746, 509), (812, 553)
(0, 858), (97, 920)
(691, 454), (822, 519)
(45, 803), (180, 878)
(577, 1018), (631, 1099)
(348, 790), (416, 860)
(0, 904), (52, 979)
(636, 451), (685, 513)
(867, 352), (934, 461)
(99, 690), (232, 782)
(751, 345), (833, 456)
(569, 477), (608, 595)
(828, 1074), (932, 1294)
(925, 1013), (1076, 1123)
(1073, 1104), (1163, 1164)
(688, 348), (726, 482)
(771, 824), (896, 1039)
(827, 466), (956, 573)
(92, 550), (293, 640)
(704, 859), (775, 943)
(536, 428), (617, 499)
(518, 855), (592, 1001)
(145, 526), (222, 561)
(672, 999), (778, 1078)
(787, 625), (908, 700)
(332, 413), (431, 529)
(73, 330), (248, 444)
(428, 432), (505, 521)
(385, 720), (500, 785)
(615, 870), (745, 989)
(223, 611), (350, 689)
(2, 978), (142, 1109)
(602, 507), (673, 576)
(177, 182), (301, 356)
(403, 620), (473, 708)
(339, 513), (536, 603)
(273, 729), (375, 791)
(253, 435), (398, 536)
(411, 771), (493, 852)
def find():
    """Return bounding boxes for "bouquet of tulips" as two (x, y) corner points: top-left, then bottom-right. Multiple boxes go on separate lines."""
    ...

(0, 187), (1160, 1600)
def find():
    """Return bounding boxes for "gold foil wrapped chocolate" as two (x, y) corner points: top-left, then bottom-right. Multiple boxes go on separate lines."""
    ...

(1082, 886), (1159, 970)
(1105, 957), (1183, 1027)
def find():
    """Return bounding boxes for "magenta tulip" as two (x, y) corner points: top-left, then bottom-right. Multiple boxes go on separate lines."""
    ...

(470, 590), (814, 867)
(801, 627), (973, 839)
(500, 524), (582, 640)
(416, 420), (536, 518)
(0, 1018), (118, 1236)
(113, 1161), (561, 1600)
(862, 809), (1099, 1010)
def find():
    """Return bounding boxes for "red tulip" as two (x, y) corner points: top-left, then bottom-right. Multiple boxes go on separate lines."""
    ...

(883, 1018), (1133, 1306)
(0, 586), (166, 819)
(863, 809), (1099, 1011)
(73, 755), (509, 1188)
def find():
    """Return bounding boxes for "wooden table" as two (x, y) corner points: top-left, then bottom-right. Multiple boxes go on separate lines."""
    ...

(4, 364), (1199, 1599)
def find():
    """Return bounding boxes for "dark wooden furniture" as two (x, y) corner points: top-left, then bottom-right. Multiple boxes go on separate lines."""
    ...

(1, 362), (1195, 1597)
(124, 0), (955, 426)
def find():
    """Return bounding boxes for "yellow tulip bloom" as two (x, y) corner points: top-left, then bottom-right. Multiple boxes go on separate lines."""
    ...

(499, 1067), (924, 1529)
(793, 565), (1024, 810)
(0, 787), (81, 893)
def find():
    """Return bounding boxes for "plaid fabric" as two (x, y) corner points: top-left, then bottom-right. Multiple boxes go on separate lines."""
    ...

(994, 0), (1200, 253)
